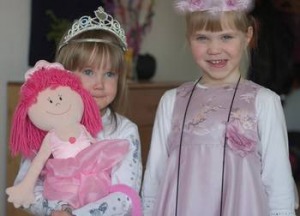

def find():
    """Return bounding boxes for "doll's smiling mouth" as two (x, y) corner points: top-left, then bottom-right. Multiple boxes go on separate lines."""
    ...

(46, 105), (71, 115)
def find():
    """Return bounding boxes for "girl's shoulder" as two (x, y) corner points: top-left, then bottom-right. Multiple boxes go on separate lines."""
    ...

(103, 109), (136, 127)
(177, 81), (196, 90)
(244, 80), (282, 107)
(115, 112), (138, 129)
(100, 111), (139, 140)
(114, 112), (140, 137)
(161, 81), (194, 98)
(246, 80), (280, 99)
(101, 108), (137, 131)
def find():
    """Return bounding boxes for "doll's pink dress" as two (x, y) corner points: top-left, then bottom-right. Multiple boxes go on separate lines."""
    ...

(42, 126), (129, 209)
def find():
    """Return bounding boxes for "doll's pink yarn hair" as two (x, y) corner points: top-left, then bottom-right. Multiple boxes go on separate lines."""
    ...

(10, 67), (102, 157)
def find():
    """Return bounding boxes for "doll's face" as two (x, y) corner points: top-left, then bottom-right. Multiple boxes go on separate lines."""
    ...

(28, 86), (84, 131)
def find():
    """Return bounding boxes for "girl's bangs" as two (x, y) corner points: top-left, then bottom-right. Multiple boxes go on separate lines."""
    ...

(187, 11), (246, 35)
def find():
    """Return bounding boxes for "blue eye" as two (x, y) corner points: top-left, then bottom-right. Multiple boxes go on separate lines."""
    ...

(83, 69), (94, 76)
(196, 35), (208, 41)
(221, 35), (233, 41)
(105, 71), (117, 78)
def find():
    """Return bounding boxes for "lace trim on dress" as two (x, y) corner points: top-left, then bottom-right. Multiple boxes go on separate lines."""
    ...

(270, 210), (296, 216)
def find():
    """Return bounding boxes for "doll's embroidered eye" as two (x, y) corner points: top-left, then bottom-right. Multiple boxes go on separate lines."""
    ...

(47, 97), (53, 103)
(58, 94), (63, 101)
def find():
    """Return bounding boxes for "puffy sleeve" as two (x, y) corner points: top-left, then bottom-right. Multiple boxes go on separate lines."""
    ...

(141, 89), (176, 216)
(256, 88), (298, 215)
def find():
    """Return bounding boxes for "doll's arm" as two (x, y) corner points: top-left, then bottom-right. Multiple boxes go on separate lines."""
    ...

(14, 157), (70, 215)
(6, 135), (52, 208)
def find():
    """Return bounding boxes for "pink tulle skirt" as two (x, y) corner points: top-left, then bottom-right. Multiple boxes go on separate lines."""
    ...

(43, 139), (129, 209)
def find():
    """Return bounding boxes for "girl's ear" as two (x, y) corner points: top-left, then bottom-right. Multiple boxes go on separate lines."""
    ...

(246, 26), (254, 46)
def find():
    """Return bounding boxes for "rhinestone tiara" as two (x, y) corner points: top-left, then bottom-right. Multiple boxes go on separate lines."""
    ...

(58, 7), (127, 52)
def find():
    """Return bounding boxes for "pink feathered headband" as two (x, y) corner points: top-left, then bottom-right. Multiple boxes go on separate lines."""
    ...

(175, 0), (254, 14)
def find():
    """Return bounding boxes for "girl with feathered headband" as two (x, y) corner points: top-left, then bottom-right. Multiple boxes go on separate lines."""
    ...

(142, 0), (298, 215)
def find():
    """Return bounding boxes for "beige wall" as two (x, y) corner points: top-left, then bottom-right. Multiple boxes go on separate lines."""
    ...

(140, 0), (199, 81)
(0, 1), (31, 214)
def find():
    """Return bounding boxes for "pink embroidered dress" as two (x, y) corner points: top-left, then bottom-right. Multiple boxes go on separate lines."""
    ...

(152, 81), (275, 215)
(43, 125), (129, 209)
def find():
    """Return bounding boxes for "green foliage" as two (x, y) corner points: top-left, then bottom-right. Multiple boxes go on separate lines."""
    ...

(46, 10), (72, 46)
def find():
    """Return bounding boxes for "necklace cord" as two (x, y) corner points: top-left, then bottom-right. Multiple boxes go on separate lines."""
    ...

(219, 75), (241, 216)
(175, 76), (202, 216)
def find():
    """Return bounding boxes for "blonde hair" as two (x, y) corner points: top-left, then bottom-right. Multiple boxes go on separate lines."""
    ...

(55, 30), (128, 125)
(185, 11), (255, 76)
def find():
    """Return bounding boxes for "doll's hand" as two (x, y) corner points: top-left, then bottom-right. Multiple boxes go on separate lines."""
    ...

(6, 184), (35, 208)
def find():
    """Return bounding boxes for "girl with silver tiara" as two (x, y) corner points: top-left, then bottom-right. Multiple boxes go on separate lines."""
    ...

(141, 0), (298, 215)
(12, 7), (142, 216)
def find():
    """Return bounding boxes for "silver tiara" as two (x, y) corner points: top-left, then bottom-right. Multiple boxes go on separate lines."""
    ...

(58, 7), (127, 52)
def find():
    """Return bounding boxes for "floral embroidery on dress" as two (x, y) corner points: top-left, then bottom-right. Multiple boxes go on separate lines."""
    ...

(41, 199), (54, 215)
(187, 103), (224, 128)
(89, 202), (108, 215)
(230, 108), (257, 130)
(240, 92), (255, 103)
(226, 110), (258, 157)
(130, 135), (140, 161)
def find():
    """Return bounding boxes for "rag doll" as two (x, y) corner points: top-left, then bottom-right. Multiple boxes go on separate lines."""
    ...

(6, 60), (131, 211)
